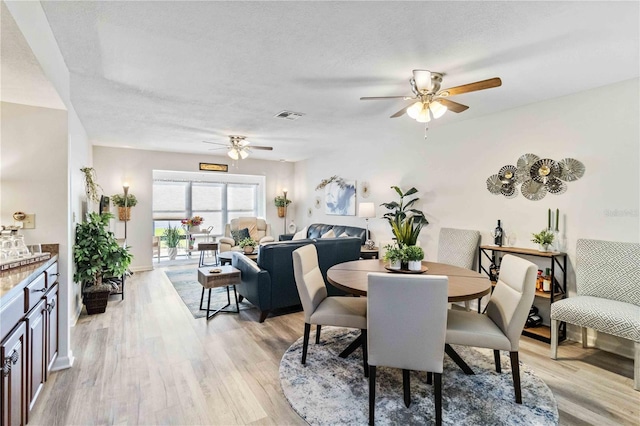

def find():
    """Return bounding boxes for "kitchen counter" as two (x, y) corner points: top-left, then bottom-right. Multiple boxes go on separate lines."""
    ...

(0, 255), (58, 301)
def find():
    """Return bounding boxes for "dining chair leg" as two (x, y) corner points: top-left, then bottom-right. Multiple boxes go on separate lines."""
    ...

(402, 369), (411, 408)
(315, 325), (322, 344)
(494, 350), (501, 373)
(361, 329), (369, 378)
(509, 351), (522, 404)
(302, 323), (311, 365)
(434, 372), (442, 426)
(427, 372), (432, 385)
(369, 366), (376, 426)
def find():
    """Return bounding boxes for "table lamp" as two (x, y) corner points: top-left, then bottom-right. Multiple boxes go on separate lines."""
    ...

(358, 202), (376, 249)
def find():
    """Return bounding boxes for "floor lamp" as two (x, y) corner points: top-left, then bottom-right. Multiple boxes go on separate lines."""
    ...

(282, 188), (288, 234)
(359, 202), (376, 249)
(123, 182), (129, 242)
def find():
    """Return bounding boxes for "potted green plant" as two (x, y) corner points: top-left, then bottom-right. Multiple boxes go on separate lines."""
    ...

(239, 237), (258, 254)
(381, 186), (429, 246)
(531, 229), (555, 252)
(73, 212), (132, 314)
(404, 245), (425, 271)
(111, 193), (138, 221)
(274, 196), (292, 218)
(383, 243), (405, 270)
(163, 224), (182, 260)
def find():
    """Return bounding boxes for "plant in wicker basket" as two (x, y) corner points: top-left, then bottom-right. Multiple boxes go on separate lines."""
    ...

(73, 212), (132, 314)
(111, 193), (138, 221)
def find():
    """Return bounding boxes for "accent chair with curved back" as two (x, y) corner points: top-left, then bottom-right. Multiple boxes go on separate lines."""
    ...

(367, 273), (449, 426)
(219, 217), (274, 252)
(292, 244), (368, 376)
(446, 254), (537, 404)
(437, 227), (481, 311)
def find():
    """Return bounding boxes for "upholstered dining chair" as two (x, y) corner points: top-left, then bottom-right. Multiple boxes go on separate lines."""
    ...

(446, 254), (537, 404)
(292, 244), (368, 376)
(437, 227), (481, 311)
(367, 273), (449, 426)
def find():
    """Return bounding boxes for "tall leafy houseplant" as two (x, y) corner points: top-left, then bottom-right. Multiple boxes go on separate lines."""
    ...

(381, 186), (429, 246)
(73, 212), (132, 313)
(163, 224), (182, 260)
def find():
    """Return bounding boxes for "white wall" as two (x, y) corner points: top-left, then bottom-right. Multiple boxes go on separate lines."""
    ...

(294, 78), (640, 356)
(93, 146), (295, 271)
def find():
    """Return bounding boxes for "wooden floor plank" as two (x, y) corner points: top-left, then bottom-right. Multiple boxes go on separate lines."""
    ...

(26, 265), (639, 425)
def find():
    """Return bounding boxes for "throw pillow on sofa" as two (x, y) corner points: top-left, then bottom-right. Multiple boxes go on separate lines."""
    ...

(321, 229), (336, 238)
(231, 227), (250, 245)
(293, 226), (308, 240)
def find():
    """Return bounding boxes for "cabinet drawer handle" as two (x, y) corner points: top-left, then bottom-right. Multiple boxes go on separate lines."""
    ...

(2, 350), (19, 377)
(32, 287), (47, 293)
(47, 299), (56, 313)
(50, 272), (60, 278)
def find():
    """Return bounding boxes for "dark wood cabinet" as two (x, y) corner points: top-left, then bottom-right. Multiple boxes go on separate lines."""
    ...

(45, 286), (58, 376)
(26, 299), (46, 414)
(1, 322), (27, 426)
(1, 258), (59, 426)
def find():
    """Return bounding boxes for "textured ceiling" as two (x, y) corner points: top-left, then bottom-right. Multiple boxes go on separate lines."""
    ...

(17, 1), (640, 161)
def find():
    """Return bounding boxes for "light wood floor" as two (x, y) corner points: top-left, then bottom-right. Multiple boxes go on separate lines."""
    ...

(28, 265), (639, 425)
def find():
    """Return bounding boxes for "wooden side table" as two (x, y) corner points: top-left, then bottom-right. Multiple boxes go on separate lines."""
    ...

(360, 246), (379, 260)
(197, 242), (219, 267)
(197, 266), (241, 320)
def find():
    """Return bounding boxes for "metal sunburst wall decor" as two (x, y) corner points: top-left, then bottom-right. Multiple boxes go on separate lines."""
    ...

(486, 154), (585, 201)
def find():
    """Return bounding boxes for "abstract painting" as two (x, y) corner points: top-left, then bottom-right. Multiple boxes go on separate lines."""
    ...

(325, 178), (356, 215)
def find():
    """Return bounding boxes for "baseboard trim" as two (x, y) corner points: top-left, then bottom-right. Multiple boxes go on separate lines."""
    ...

(51, 352), (75, 371)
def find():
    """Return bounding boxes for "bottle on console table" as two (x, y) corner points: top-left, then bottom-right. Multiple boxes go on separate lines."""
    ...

(494, 220), (503, 246)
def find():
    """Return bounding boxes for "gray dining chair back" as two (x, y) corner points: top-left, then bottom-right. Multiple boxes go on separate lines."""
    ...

(446, 254), (537, 404)
(367, 272), (448, 425)
(437, 228), (480, 270)
(292, 244), (368, 375)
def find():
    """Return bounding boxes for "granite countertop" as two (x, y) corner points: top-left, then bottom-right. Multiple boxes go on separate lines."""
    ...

(0, 255), (58, 301)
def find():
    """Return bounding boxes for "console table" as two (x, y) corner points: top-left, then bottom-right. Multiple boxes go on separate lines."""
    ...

(479, 245), (567, 344)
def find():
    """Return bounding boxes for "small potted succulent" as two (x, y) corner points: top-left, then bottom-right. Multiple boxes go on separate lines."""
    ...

(403, 245), (425, 271)
(383, 243), (405, 270)
(239, 237), (258, 254)
(531, 229), (555, 252)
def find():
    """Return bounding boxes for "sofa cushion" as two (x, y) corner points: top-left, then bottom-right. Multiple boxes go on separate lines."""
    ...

(293, 227), (308, 240)
(307, 223), (367, 245)
(551, 295), (640, 342)
(321, 229), (336, 238)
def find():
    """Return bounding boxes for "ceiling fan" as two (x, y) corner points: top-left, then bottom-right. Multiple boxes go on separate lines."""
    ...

(203, 135), (273, 160)
(360, 70), (502, 122)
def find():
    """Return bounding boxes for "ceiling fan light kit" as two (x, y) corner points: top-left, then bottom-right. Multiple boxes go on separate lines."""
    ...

(360, 70), (502, 127)
(203, 135), (273, 160)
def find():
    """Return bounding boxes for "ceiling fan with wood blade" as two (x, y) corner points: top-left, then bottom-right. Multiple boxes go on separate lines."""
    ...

(203, 135), (273, 160)
(360, 70), (501, 122)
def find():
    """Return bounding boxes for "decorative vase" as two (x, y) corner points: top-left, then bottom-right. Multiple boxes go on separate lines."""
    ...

(244, 245), (255, 254)
(168, 247), (178, 260)
(189, 225), (201, 233)
(408, 260), (422, 271)
(538, 244), (549, 252)
(277, 206), (286, 218)
(118, 206), (131, 221)
(389, 260), (401, 270)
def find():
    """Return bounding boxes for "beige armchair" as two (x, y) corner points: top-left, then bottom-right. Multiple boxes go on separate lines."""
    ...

(219, 217), (274, 252)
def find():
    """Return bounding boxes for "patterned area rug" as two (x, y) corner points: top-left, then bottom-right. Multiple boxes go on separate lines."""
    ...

(280, 327), (558, 425)
(164, 269), (254, 319)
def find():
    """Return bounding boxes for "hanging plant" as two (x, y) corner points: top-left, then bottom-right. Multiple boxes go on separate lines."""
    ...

(80, 167), (103, 203)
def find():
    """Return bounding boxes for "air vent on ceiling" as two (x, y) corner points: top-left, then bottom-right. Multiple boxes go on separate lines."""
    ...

(274, 110), (305, 120)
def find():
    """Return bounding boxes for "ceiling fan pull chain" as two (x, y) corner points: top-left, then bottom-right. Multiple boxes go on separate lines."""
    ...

(424, 123), (429, 139)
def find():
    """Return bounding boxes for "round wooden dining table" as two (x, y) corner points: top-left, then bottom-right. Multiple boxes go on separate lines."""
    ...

(327, 259), (492, 375)
(327, 259), (491, 302)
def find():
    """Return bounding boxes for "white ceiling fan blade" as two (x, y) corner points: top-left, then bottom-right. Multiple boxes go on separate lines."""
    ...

(203, 140), (228, 147)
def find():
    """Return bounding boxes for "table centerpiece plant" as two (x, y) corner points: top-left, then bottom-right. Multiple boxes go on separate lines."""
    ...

(383, 243), (405, 270)
(239, 237), (258, 254)
(403, 245), (425, 271)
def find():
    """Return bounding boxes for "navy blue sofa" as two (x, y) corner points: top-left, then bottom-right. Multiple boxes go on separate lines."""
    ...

(231, 237), (362, 322)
